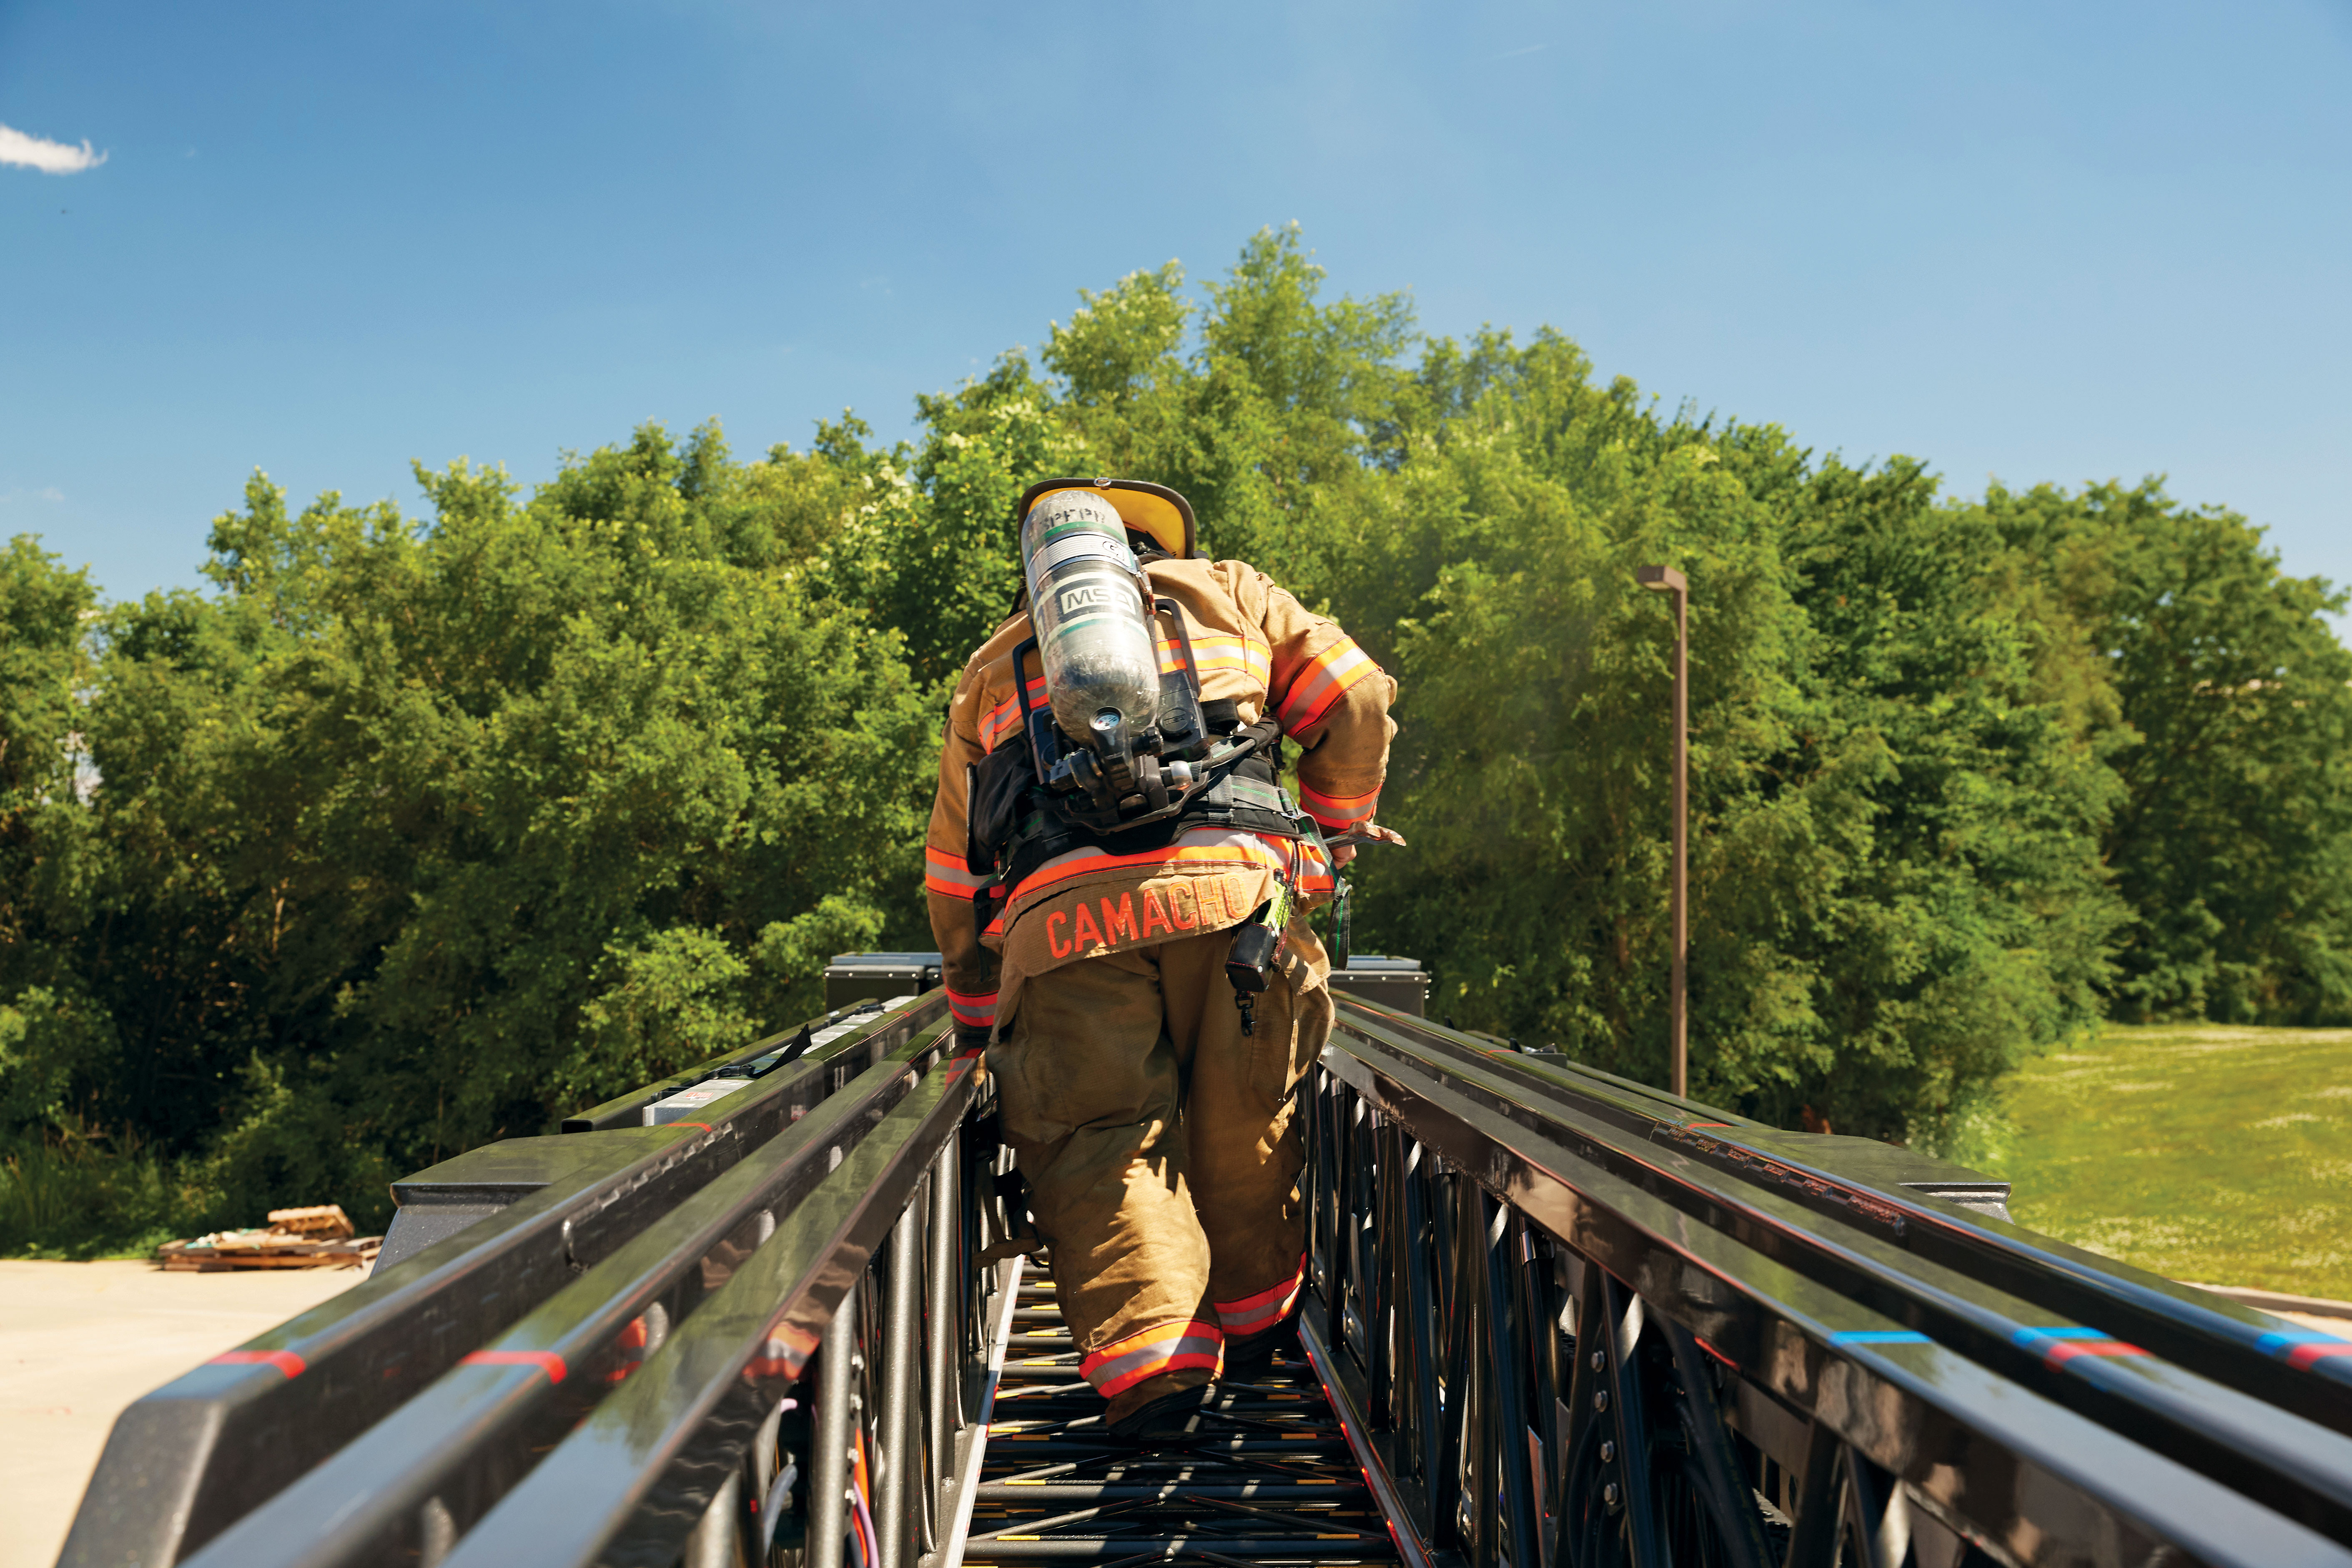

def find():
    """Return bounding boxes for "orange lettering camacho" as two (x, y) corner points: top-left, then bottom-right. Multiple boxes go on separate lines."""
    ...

(1171, 884), (1198, 929)
(1046, 910), (1072, 958)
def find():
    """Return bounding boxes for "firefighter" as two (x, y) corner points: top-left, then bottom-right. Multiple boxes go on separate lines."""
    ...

(925, 478), (1398, 1438)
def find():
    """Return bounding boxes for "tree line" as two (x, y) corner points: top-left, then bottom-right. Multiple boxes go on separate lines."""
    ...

(5, 227), (2348, 1251)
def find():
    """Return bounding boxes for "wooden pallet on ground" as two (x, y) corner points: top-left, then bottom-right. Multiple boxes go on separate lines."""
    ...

(156, 1222), (380, 1272)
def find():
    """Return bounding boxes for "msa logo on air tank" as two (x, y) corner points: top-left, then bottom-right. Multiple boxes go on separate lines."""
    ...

(1058, 584), (1113, 614)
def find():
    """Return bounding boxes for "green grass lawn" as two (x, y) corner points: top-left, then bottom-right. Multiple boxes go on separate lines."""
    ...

(1995, 1024), (2352, 1300)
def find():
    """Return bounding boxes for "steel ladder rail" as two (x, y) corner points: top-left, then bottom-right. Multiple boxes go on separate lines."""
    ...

(438, 1046), (991, 1567)
(55, 993), (943, 1568)
(1308, 997), (2352, 1567)
(1354, 999), (2352, 1428)
(174, 1024), (960, 1568)
(1327, 1006), (2352, 1530)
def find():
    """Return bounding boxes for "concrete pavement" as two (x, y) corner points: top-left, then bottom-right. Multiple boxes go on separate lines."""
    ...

(0, 1259), (366, 1568)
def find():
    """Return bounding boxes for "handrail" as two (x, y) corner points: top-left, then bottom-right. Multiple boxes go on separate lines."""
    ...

(441, 1047), (984, 1566)
(176, 1028), (963, 1567)
(1335, 1004), (2352, 1429)
(1309, 995), (2352, 1567)
(58, 992), (954, 1568)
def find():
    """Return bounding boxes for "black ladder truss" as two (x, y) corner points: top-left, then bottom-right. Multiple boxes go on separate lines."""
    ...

(56, 973), (2352, 1568)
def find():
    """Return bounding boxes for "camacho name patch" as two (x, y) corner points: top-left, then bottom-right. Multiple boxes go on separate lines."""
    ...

(1040, 873), (1261, 961)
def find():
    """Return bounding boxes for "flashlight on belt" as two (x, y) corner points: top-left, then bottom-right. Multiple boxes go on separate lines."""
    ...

(1225, 876), (1294, 1036)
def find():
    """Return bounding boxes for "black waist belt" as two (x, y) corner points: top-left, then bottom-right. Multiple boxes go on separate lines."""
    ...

(967, 720), (1321, 925)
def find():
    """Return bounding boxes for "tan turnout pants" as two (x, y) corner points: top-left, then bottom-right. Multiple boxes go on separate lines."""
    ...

(989, 918), (1332, 1420)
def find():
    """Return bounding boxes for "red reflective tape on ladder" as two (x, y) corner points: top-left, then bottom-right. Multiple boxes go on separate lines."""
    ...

(2042, 1340), (2147, 1368)
(463, 1350), (568, 1383)
(210, 1349), (305, 1378)
(670, 1122), (712, 1133)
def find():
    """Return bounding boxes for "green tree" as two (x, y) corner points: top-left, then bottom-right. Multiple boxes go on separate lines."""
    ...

(12, 226), (2347, 1256)
(1315, 332), (2126, 1145)
(0, 538), (113, 1132)
(1042, 227), (1413, 597)
(1773, 459), (2127, 1136)
(37, 429), (934, 1227)
(1984, 481), (2352, 1023)
(812, 359), (1088, 685)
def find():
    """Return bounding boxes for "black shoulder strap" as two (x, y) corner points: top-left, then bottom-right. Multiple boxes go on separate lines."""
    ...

(966, 742), (1037, 876)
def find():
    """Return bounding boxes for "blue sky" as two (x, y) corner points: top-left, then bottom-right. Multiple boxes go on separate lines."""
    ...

(4, 1), (2348, 622)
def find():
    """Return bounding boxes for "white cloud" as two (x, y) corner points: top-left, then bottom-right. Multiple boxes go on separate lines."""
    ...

(0, 123), (108, 175)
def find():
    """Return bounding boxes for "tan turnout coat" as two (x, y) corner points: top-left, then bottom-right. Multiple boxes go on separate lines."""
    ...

(922, 555), (1397, 1034)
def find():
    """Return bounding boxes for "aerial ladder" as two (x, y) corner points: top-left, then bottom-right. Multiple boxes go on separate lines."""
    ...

(59, 954), (2352, 1568)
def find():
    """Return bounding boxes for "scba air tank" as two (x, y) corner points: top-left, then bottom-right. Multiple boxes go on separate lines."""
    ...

(1020, 489), (1162, 752)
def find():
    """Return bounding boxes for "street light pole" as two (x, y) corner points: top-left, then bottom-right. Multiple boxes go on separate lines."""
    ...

(1635, 565), (1688, 1099)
